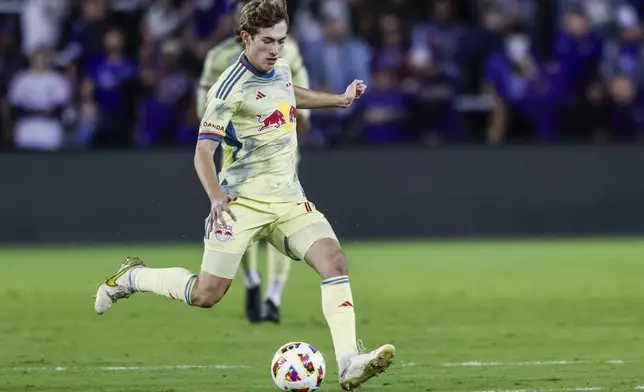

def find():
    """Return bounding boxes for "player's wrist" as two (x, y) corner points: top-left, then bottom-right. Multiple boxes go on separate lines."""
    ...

(336, 94), (351, 108)
(209, 191), (227, 203)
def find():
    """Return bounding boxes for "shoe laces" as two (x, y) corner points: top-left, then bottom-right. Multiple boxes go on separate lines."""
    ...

(356, 339), (366, 354)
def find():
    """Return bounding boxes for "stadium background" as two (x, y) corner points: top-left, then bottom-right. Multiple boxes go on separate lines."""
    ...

(2, 1), (644, 392)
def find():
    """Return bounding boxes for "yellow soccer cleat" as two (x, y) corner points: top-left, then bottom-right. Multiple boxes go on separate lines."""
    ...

(93, 257), (146, 315)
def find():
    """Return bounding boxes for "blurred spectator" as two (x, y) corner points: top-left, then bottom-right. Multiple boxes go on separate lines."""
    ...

(20, 0), (68, 56)
(371, 13), (408, 79)
(310, 13), (371, 91)
(483, 24), (559, 143)
(70, 78), (100, 149)
(142, 0), (193, 44)
(553, 7), (604, 141)
(110, 0), (146, 58)
(357, 67), (410, 145)
(57, 0), (111, 79)
(457, 2), (506, 95)
(183, 0), (233, 66)
(137, 39), (193, 147)
(4, 0), (644, 150)
(407, 0), (463, 144)
(557, 0), (616, 36)
(601, 4), (644, 88)
(409, 0), (464, 83)
(0, 19), (20, 150)
(7, 47), (71, 151)
(140, 0), (194, 71)
(626, 0), (644, 22)
(606, 74), (644, 142)
(294, 0), (350, 49)
(305, 12), (371, 144)
(84, 27), (138, 148)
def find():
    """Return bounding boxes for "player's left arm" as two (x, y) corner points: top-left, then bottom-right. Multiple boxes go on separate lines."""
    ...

(195, 88), (240, 227)
(294, 80), (367, 109)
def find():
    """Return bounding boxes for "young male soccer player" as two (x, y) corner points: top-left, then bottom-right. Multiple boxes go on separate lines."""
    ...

(196, 0), (311, 324)
(93, 0), (395, 389)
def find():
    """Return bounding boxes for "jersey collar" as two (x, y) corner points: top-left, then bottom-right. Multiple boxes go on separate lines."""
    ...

(240, 53), (275, 79)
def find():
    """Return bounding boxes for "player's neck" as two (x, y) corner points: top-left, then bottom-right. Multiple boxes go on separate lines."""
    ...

(242, 51), (273, 75)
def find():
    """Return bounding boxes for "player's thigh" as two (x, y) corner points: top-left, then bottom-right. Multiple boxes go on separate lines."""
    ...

(202, 199), (273, 280)
(267, 201), (338, 262)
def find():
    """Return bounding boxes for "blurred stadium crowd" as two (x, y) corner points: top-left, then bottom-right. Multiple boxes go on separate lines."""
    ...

(1, 0), (644, 151)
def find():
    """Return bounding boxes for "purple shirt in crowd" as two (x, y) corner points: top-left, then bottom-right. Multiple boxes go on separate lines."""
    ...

(85, 56), (137, 114)
(139, 72), (193, 145)
(359, 87), (408, 144)
(484, 50), (560, 140)
(553, 29), (603, 100)
(191, 0), (231, 39)
(611, 95), (644, 141)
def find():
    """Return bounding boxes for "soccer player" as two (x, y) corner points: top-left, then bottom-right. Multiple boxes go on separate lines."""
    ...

(93, 0), (395, 390)
(196, 0), (311, 324)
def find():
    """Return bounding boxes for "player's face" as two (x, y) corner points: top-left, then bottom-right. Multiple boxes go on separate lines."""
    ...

(243, 20), (287, 72)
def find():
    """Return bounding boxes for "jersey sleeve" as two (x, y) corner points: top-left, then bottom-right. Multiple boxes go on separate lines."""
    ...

(198, 83), (241, 142)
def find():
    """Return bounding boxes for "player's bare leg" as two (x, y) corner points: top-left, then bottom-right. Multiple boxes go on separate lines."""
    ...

(189, 270), (233, 308)
(262, 243), (292, 323)
(241, 241), (262, 323)
(94, 257), (233, 314)
(305, 238), (395, 390)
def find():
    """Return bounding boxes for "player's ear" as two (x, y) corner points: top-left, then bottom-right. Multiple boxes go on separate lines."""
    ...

(241, 31), (250, 46)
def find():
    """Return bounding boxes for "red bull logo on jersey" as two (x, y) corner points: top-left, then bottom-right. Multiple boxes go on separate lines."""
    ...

(214, 225), (233, 242)
(256, 102), (297, 132)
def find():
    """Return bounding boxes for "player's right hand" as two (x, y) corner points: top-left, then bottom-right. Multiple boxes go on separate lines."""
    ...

(342, 79), (368, 108)
(210, 194), (238, 229)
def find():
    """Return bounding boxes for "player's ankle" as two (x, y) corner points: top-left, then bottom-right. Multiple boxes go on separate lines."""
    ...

(243, 268), (261, 288)
(129, 266), (144, 291)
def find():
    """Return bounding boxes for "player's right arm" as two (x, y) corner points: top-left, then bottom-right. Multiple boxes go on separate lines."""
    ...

(295, 79), (368, 109)
(195, 90), (238, 228)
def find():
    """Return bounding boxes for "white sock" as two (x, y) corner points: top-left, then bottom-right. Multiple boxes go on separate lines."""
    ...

(132, 267), (196, 304)
(243, 268), (261, 289)
(241, 243), (261, 289)
(265, 280), (285, 306)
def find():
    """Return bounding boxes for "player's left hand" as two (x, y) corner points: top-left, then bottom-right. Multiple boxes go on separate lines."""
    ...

(342, 79), (368, 107)
(210, 193), (237, 230)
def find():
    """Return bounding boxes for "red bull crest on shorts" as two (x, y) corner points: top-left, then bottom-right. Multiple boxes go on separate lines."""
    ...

(214, 225), (234, 242)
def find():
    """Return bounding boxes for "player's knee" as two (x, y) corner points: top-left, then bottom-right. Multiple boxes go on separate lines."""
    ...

(305, 238), (349, 279)
(191, 291), (222, 308)
(327, 249), (348, 277)
(191, 280), (230, 308)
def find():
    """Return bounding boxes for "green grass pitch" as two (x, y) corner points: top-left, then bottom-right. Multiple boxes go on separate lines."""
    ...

(1, 239), (644, 391)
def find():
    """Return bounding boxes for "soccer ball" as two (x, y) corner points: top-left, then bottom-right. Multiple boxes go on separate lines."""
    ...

(270, 341), (326, 391)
